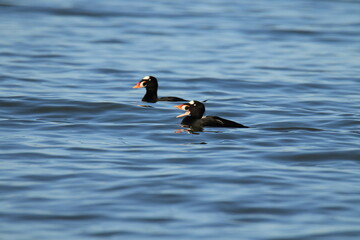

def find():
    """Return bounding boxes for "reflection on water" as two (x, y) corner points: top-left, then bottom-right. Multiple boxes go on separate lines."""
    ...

(175, 128), (202, 134)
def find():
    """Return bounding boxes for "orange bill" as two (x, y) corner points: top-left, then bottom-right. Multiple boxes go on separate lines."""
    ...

(133, 82), (142, 88)
(174, 104), (190, 118)
(174, 104), (185, 110)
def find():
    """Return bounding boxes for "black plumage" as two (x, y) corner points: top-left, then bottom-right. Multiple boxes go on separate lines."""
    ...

(133, 76), (186, 103)
(175, 100), (248, 131)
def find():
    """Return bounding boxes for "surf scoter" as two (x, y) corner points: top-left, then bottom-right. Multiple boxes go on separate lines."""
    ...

(133, 76), (187, 103)
(175, 100), (249, 130)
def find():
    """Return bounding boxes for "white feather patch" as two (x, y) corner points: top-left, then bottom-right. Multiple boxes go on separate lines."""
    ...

(143, 76), (151, 80)
(189, 100), (195, 105)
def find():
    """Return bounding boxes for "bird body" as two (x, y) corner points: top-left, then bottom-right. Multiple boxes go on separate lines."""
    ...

(133, 76), (186, 103)
(175, 100), (248, 131)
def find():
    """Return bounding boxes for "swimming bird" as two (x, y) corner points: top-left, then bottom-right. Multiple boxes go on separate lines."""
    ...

(175, 100), (248, 130)
(133, 76), (187, 103)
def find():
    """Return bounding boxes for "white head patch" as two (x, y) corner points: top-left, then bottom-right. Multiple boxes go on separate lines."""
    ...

(189, 100), (195, 105)
(143, 76), (151, 80)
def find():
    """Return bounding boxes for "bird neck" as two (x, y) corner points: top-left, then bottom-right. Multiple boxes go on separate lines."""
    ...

(143, 87), (158, 102)
(190, 111), (204, 119)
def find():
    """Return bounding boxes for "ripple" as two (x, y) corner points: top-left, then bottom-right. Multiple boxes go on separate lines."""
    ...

(92, 39), (128, 44)
(268, 149), (360, 162)
(12, 213), (103, 221)
(0, 152), (68, 160)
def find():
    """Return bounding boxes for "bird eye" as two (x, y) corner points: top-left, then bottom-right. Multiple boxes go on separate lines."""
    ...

(180, 105), (190, 111)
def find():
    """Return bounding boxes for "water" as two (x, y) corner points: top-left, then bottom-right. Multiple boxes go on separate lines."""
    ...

(1, 0), (360, 239)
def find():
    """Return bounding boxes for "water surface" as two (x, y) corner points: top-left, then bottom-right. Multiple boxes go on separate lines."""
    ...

(1, 0), (360, 239)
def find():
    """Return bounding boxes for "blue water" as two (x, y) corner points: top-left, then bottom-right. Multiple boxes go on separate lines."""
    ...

(1, 0), (360, 239)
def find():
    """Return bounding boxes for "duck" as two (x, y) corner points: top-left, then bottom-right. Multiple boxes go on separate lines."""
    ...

(133, 76), (187, 103)
(175, 100), (248, 130)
